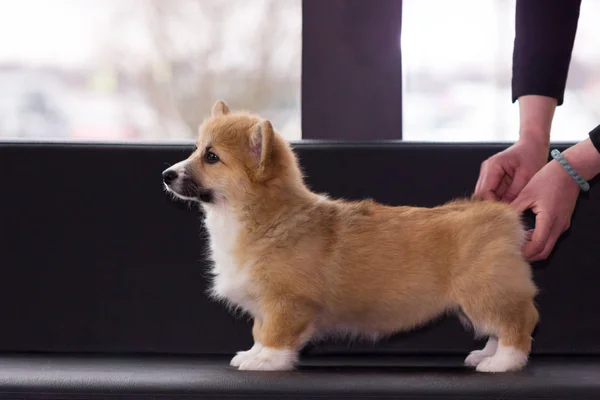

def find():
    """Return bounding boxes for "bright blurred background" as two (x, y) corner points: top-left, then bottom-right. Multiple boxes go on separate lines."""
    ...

(0, 0), (598, 143)
(402, 0), (600, 143)
(0, 0), (302, 142)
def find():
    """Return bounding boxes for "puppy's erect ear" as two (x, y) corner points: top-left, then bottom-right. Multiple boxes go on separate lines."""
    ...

(211, 100), (230, 117)
(250, 120), (275, 177)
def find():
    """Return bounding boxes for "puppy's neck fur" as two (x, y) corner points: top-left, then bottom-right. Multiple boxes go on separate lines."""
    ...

(205, 172), (318, 226)
(245, 183), (315, 218)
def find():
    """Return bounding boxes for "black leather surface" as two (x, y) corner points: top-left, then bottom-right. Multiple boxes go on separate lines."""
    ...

(0, 354), (597, 399)
(1, 141), (600, 356)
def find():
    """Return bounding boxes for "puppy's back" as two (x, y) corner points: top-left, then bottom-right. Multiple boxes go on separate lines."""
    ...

(312, 198), (528, 334)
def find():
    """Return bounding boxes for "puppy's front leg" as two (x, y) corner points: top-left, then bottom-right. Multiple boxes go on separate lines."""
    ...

(230, 318), (263, 367)
(237, 301), (315, 371)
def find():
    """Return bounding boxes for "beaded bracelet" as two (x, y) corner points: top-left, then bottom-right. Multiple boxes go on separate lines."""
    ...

(550, 149), (590, 192)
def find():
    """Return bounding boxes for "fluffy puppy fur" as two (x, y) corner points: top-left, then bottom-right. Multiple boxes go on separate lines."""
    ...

(162, 101), (539, 373)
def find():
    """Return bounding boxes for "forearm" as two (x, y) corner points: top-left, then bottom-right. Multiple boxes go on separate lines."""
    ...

(562, 138), (600, 182)
(518, 95), (556, 147)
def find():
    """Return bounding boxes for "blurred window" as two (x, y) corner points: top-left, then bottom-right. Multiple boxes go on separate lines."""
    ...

(402, 0), (600, 142)
(0, 0), (301, 142)
(1, 1), (598, 143)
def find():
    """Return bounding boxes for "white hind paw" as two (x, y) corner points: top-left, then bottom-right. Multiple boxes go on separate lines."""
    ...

(465, 350), (489, 367)
(465, 337), (498, 367)
(475, 345), (528, 373)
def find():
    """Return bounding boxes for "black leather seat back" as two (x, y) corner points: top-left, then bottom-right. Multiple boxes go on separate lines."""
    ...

(1, 142), (598, 356)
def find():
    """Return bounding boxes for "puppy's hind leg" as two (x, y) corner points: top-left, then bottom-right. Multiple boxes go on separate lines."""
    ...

(464, 336), (498, 367)
(475, 301), (538, 373)
(457, 308), (499, 367)
(457, 259), (539, 373)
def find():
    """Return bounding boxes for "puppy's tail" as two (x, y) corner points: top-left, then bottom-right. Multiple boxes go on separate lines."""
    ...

(469, 192), (536, 231)
(470, 192), (487, 202)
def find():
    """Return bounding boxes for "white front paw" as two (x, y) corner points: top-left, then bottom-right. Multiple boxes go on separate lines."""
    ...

(237, 347), (297, 371)
(230, 343), (263, 367)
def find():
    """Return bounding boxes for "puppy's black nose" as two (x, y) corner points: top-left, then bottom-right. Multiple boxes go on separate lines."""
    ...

(162, 170), (178, 184)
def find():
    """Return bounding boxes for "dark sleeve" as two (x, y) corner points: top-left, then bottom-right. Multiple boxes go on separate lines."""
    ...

(589, 124), (600, 154)
(512, 0), (582, 106)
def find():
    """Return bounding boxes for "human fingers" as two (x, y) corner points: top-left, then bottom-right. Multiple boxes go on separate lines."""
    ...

(522, 212), (554, 260)
(529, 222), (564, 262)
(495, 174), (513, 200)
(475, 162), (506, 201)
(501, 171), (531, 203)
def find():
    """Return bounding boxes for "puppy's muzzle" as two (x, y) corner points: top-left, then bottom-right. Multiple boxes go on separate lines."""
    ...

(162, 164), (213, 203)
(162, 170), (178, 185)
(162, 164), (196, 198)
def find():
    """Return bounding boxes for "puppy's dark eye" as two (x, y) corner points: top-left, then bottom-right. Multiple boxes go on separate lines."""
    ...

(205, 151), (220, 164)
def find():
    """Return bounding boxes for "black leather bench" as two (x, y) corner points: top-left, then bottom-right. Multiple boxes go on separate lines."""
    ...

(0, 355), (598, 399)
(1, 142), (599, 399)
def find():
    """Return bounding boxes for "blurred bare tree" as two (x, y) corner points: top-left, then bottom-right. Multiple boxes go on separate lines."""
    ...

(96, 0), (301, 140)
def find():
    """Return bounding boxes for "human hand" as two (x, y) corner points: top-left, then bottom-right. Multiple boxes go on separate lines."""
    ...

(474, 138), (549, 202)
(475, 95), (556, 202)
(512, 160), (580, 261)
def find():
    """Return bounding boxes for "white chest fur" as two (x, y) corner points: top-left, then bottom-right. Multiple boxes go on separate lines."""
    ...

(203, 207), (259, 316)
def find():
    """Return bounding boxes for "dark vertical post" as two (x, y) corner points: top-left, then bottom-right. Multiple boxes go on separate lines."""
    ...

(301, 0), (403, 140)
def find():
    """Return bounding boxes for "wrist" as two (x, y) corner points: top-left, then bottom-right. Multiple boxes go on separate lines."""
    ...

(518, 129), (550, 150)
(562, 139), (600, 181)
(548, 159), (582, 193)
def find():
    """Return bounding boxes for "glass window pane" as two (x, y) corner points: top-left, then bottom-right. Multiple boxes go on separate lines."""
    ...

(0, 0), (301, 142)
